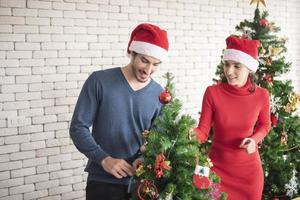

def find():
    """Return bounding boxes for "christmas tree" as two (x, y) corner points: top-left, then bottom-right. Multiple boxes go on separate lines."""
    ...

(132, 73), (226, 200)
(214, 2), (300, 199)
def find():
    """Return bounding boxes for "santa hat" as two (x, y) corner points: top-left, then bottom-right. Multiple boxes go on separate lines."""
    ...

(223, 35), (260, 72)
(127, 23), (169, 61)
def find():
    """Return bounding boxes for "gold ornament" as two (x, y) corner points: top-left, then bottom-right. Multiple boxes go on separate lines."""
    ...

(268, 46), (284, 57)
(280, 131), (288, 145)
(284, 92), (300, 113)
(205, 158), (213, 168)
(250, 0), (267, 7)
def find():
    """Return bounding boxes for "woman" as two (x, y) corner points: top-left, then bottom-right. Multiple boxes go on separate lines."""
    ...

(193, 35), (271, 199)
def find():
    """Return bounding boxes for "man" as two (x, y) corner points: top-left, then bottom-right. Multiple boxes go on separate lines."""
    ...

(70, 23), (169, 200)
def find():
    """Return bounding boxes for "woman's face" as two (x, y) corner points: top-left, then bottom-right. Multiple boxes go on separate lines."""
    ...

(223, 60), (251, 87)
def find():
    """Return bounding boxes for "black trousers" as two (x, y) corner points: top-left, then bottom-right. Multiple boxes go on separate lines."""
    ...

(86, 180), (131, 200)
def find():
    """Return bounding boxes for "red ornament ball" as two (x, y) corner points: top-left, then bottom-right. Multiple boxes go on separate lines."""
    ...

(159, 90), (172, 104)
(193, 174), (211, 189)
(271, 113), (279, 126)
(259, 19), (269, 27)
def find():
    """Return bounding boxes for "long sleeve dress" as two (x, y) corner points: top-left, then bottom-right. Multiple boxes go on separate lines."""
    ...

(194, 80), (271, 200)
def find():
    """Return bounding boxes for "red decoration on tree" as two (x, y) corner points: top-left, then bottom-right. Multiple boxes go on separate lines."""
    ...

(159, 90), (172, 104)
(263, 74), (273, 83)
(154, 154), (171, 178)
(193, 174), (211, 189)
(137, 179), (158, 200)
(259, 19), (269, 27)
(271, 113), (279, 126)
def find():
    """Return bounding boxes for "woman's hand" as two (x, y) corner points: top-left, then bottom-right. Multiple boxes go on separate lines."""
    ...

(240, 138), (256, 154)
(101, 156), (134, 179)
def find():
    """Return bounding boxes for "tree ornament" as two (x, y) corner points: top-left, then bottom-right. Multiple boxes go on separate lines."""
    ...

(271, 113), (279, 127)
(259, 19), (269, 27)
(154, 154), (171, 178)
(208, 182), (222, 200)
(263, 74), (273, 83)
(137, 179), (158, 200)
(265, 57), (272, 66)
(268, 46), (284, 57)
(250, 0), (267, 7)
(140, 144), (147, 153)
(193, 165), (211, 189)
(280, 131), (288, 145)
(284, 92), (300, 113)
(159, 89), (172, 104)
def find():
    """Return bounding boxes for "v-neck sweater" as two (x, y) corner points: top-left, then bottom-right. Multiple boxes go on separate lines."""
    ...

(194, 80), (271, 199)
(70, 67), (163, 185)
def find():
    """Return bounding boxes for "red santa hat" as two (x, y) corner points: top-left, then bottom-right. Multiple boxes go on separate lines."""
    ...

(223, 35), (260, 72)
(127, 23), (169, 61)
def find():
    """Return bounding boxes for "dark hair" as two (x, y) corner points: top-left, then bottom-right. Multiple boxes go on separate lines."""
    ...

(221, 73), (257, 93)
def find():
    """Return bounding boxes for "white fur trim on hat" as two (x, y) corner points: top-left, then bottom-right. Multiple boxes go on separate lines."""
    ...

(223, 49), (259, 72)
(129, 41), (168, 61)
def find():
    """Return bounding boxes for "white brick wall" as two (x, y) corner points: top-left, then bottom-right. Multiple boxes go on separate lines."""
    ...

(0, 0), (299, 199)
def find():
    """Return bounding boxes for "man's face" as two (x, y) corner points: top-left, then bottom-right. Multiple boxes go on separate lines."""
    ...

(223, 60), (251, 87)
(130, 53), (161, 83)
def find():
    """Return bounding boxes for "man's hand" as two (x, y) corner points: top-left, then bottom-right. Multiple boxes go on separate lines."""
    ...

(240, 138), (256, 154)
(101, 156), (134, 179)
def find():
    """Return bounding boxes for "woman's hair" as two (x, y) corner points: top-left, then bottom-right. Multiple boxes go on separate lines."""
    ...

(221, 72), (257, 93)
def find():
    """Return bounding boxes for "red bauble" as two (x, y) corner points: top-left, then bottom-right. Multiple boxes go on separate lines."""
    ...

(271, 113), (279, 126)
(259, 19), (269, 27)
(263, 74), (273, 83)
(159, 90), (172, 104)
(193, 174), (211, 189)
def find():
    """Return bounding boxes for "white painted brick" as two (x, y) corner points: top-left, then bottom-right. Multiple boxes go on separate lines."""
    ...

(0, 161), (22, 172)
(3, 101), (30, 110)
(7, 116), (31, 127)
(0, 16), (24, 24)
(99, 5), (119, 13)
(49, 185), (72, 195)
(64, 26), (87, 34)
(32, 115), (57, 124)
(47, 138), (69, 148)
(39, 195), (60, 200)
(19, 125), (43, 134)
(54, 81), (78, 89)
(6, 51), (32, 59)
(42, 90), (66, 99)
(10, 151), (35, 161)
(75, 34), (97, 42)
(86, 11), (108, 19)
(59, 144), (77, 154)
(72, 166), (86, 175)
(0, 8), (11, 15)
(61, 160), (84, 169)
(57, 113), (72, 122)
(0, 171), (9, 181)
(89, 42), (110, 50)
(21, 141), (46, 151)
(19, 108), (43, 117)
(16, 75), (42, 84)
(0, 33), (25, 41)
(61, 190), (84, 200)
(45, 106), (68, 115)
(36, 163), (61, 174)
(48, 154), (71, 164)
(52, 35), (75, 42)
(25, 17), (50, 25)
(15, 42), (40, 50)
(66, 42), (88, 50)
(27, 0), (51, 9)
(35, 180), (59, 190)
(0, 25), (12, 33)
(53, 2), (75, 10)
(36, 147), (60, 157)
(51, 18), (74, 26)
(27, 34), (51, 42)
(32, 66), (56, 74)
(44, 122), (68, 131)
(6, 67), (31, 75)
(64, 11), (86, 18)
(11, 167), (36, 178)
(55, 97), (77, 106)
(50, 169), (73, 180)
(9, 184), (35, 195)
(12, 8), (37, 17)
(40, 26), (63, 34)
(25, 173), (49, 184)
(0, 138), (3, 146)
(0, 110), (17, 120)
(69, 58), (91, 65)
(38, 10), (62, 18)
(0, 94), (15, 102)
(23, 189), (48, 200)
(66, 89), (80, 97)
(0, 144), (19, 155)
(23, 157), (47, 168)
(0, 128), (18, 136)
(0, 42), (13, 50)
(42, 74), (66, 82)
(73, 182), (86, 191)
(42, 42), (65, 50)
(5, 134), (30, 144)
(76, 3), (98, 11)
(0, 188), (8, 197)
(0, 195), (22, 200)
(45, 58), (69, 66)
(58, 50), (80, 58)
(16, 92), (41, 100)
(0, 120), (4, 128)
(60, 175), (82, 186)
(29, 99), (54, 108)
(0, 177), (23, 188)
(0, 59), (19, 67)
